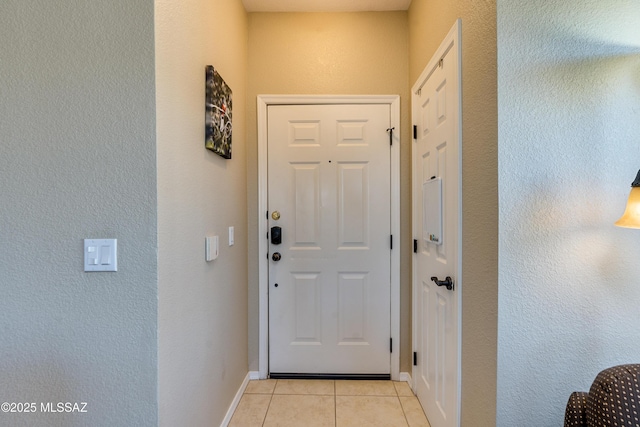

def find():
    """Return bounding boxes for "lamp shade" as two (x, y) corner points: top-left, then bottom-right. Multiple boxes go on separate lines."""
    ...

(615, 170), (640, 229)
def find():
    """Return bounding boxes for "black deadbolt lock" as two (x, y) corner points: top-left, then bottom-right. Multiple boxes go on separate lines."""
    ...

(271, 226), (282, 245)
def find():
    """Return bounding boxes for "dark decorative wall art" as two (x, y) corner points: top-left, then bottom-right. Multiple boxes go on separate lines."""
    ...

(205, 65), (232, 159)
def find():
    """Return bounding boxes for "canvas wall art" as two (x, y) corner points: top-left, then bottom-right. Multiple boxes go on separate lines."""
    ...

(205, 65), (232, 159)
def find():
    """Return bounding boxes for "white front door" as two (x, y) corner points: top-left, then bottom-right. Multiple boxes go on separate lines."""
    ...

(412, 21), (461, 427)
(268, 103), (391, 375)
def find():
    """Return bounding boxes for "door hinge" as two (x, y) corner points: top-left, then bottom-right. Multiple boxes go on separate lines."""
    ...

(390, 338), (393, 353)
(413, 239), (418, 253)
(390, 235), (393, 250)
(413, 125), (417, 140)
(413, 352), (417, 366)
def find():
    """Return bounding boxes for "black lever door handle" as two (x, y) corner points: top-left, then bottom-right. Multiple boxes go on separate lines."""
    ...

(430, 276), (454, 291)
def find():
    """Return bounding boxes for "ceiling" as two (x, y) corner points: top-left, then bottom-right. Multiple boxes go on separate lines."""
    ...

(241, 0), (412, 12)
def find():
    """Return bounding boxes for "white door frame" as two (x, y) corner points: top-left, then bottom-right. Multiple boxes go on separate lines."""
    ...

(257, 95), (400, 380)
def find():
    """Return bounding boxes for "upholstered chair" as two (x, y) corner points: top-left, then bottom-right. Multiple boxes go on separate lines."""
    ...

(564, 364), (640, 427)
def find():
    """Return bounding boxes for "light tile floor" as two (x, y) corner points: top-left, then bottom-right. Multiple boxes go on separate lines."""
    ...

(229, 379), (431, 427)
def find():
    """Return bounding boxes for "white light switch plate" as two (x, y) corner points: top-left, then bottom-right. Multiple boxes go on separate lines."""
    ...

(229, 226), (234, 246)
(84, 239), (117, 272)
(205, 236), (219, 261)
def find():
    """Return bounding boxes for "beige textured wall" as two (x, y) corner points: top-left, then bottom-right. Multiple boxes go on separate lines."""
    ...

(497, 1), (640, 425)
(156, 0), (249, 425)
(246, 12), (412, 372)
(409, 1), (498, 426)
(1, 1), (158, 425)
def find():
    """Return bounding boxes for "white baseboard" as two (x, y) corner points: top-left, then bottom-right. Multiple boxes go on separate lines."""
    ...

(399, 372), (414, 393)
(399, 371), (412, 383)
(248, 370), (261, 380)
(220, 372), (251, 427)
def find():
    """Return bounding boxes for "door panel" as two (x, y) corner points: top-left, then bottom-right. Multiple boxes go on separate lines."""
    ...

(413, 23), (461, 427)
(268, 104), (391, 374)
(338, 162), (369, 247)
(292, 272), (321, 343)
(338, 272), (367, 343)
(292, 164), (320, 246)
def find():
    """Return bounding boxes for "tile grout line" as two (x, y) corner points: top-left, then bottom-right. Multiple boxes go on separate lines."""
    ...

(260, 379), (277, 427)
(394, 382), (411, 427)
(333, 380), (338, 427)
(398, 395), (411, 427)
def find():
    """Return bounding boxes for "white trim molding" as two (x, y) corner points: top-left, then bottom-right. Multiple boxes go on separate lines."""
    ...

(220, 372), (251, 427)
(399, 372), (412, 383)
(257, 95), (401, 380)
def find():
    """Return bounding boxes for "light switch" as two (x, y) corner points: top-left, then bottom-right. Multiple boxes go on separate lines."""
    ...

(228, 226), (234, 246)
(100, 246), (111, 264)
(84, 239), (117, 272)
(205, 236), (219, 262)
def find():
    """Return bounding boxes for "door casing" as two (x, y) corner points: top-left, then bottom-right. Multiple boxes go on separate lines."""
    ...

(257, 95), (400, 380)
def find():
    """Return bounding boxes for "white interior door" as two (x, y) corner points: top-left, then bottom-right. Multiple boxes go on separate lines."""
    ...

(412, 21), (461, 427)
(268, 103), (391, 375)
